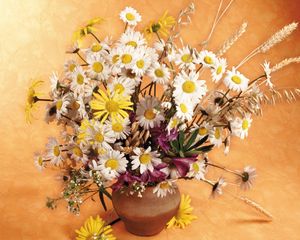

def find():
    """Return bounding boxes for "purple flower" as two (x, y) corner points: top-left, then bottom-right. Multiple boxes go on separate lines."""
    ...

(172, 156), (198, 177)
(151, 125), (178, 152)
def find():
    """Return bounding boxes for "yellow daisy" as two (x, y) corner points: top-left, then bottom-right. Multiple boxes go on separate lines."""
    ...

(73, 17), (103, 44)
(90, 89), (133, 123)
(167, 194), (197, 229)
(25, 80), (44, 123)
(75, 215), (116, 240)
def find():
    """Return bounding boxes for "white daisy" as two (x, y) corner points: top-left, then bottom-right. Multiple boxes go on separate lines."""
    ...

(70, 67), (90, 96)
(211, 58), (227, 82)
(236, 166), (256, 190)
(223, 67), (249, 92)
(167, 116), (181, 133)
(107, 77), (136, 96)
(76, 96), (88, 119)
(209, 127), (223, 147)
(119, 7), (141, 26)
(68, 143), (89, 164)
(197, 50), (217, 68)
(118, 28), (146, 48)
(105, 117), (131, 140)
(49, 72), (60, 93)
(262, 61), (273, 89)
(34, 153), (45, 171)
(64, 59), (78, 78)
(108, 47), (122, 75)
(191, 122), (212, 141)
(131, 147), (162, 174)
(54, 94), (71, 119)
(175, 46), (196, 70)
(187, 160), (206, 180)
(131, 47), (152, 76)
(86, 54), (109, 81)
(118, 45), (136, 69)
(230, 114), (252, 139)
(211, 177), (227, 198)
(98, 150), (128, 180)
(153, 180), (177, 198)
(147, 62), (170, 85)
(118, 68), (142, 86)
(45, 138), (63, 166)
(136, 96), (165, 129)
(173, 70), (207, 103)
(175, 100), (194, 121)
(83, 41), (110, 58)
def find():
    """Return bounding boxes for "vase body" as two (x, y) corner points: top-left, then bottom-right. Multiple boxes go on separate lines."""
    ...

(112, 185), (180, 236)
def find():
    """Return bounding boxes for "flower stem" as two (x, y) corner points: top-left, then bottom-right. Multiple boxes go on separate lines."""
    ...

(206, 162), (243, 177)
(90, 32), (101, 43)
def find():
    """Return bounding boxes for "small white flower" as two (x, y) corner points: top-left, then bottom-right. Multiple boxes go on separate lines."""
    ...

(191, 122), (212, 141)
(167, 117), (181, 133)
(131, 147), (161, 174)
(147, 62), (171, 85)
(119, 7), (141, 26)
(187, 160), (206, 180)
(153, 180), (177, 198)
(54, 94), (71, 119)
(211, 58), (227, 82)
(161, 101), (172, 110)
(118, 45), (136, 69)
(105, 118), (131, 140)
(223, 67), (249, 92)
(64, 60), (78, 78)
(131, 46), (152, 76)
(211, 177), (227, 198)
(236, 166), (257, 190)
(262, 61), (273, 89)
(83, 41), (110, 58)
(34, 153), (45, 171)
(230, 113), (252, 139)
(118, 28), (146, 48)
(175, 100), (194, 121)
(86, 54), (109, 81)
(70, 67), (90, 96)
(107, 77), (136, 96)
(136, 96), (165, 129)
(49, 72), (60, 93)
(197, 50), (217, 68)
(118, 68), (142, 86)
(45, 138), (63, 166)
(68, 143), (89, 164)
(175, 46), (196, 70)
(76, 97), (88, 119)
(209, 127), (223, 147)
(98, 150), (128, 180)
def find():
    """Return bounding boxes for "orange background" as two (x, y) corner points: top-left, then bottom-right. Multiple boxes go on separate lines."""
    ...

(0, 0), (300, 239)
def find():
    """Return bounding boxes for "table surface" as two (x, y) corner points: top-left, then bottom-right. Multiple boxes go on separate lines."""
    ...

(0, 0), (300, 239)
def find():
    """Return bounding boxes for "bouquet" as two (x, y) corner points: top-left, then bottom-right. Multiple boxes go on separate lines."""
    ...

(26, 3), (300, 219)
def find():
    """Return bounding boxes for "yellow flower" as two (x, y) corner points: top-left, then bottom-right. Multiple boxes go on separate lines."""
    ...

(166, 194), (197, 229)
(75, 215), (116, 240)
(90, 89), (133, 123)
(73, 17), (103, 44)
(144, 11), (175, 39)
(25, 80), (44, 123)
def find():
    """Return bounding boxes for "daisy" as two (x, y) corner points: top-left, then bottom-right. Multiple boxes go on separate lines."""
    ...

(49, 72), (60, 93)
(85, 121), (116, 150)
(119, 7), (141, 26)
(167, 116), (180, 133)
(64, 59), (78, 78)
(131, 47), (152, 76)
(68, 143), (89, 164)
(118, 68), (142, 86)
(211, 177), (227, 198)
(86, 54), (109, 81)
(34, 153), (45, 171)
(136, 96), (165, 129)
(236, 166), (257, 190)
(83, 41), (111, 58)
(98, 150), (128, 180)
(211, 58), (227, 82)
(107, 77), (136, 96)
(54, 94), (71, 119)
(76, 97), (88, 119)
(45, 138), (63, 166)
(147, 62), (170, 85)
(71, 67), (90, 96)
(191, 122), (212, 141)
(108, 47), (122, 74)
(230, 114), (252, 139)
(173, 70), (207, 103)
(197, 50), (217, 68)
(118, 29), (146, 48)
(118, 45), (136, 69)
(153, 180), (177, 198)
(223, 67), (249, 92)
(105, 117), (131, 140)
(175, 100), (194, 121)
(262, 61), (273, 89)
(175, 46), (196, 70)
(209, 127), (223, 147)
(131, 147), (162, 174)
(187, 160), (206, 180)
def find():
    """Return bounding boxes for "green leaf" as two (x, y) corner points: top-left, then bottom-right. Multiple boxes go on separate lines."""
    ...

(170, 140), (179, 152)
(195, 144), (214, 152)
(184, 129), (198, 151)
(179, 130), (184, 150)
(99, 191), (107, 211)
(187, 135), (209, 151)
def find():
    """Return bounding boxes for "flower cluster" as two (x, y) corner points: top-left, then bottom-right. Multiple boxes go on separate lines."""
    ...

(27, 5), (299, 214)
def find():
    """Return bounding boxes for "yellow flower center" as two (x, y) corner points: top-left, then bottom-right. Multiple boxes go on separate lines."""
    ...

(105, 158), (119, 170)
(231, 75), (241, 84)
(114, 83), (125, 94)
(105, 100), (119, 113)
(242, 119), (249, 130)
(27, 89), (35, 105)
(181, 54), (192, 63)
(92, 62), (103, 73)
(69, 63), (76, 72)
(95, 133), (104, 142)
(77, 74), (84, 85)
(182, 80), (196, 93)
(214, 128), (221, 139)
(136, 59), (145, 69)
(216, 66), (222, 75)
(37, 156), (43, 166)
(56, 100), (63, 110)
(170, 118), (178, 128)
(112, 55), (119, 64)
(198, 127), (207, 136)
(160, 182), (170, 189)
(91, 44), (102, 52)
(53, 146), (60, 157)
(73, 146), (83, 157)
(125, 13), (135, 21)
(126, 41), (138, 48)
(140, 154), (152, 164)
(179, 103), (188, 113)
(154, 69), (164, 78)
(204, 56), (213, 64)
(112, 122), (124, 132)
(192, 163), (199, 172)
(144, 109), (156, 120)
(121, 54), (132, 64)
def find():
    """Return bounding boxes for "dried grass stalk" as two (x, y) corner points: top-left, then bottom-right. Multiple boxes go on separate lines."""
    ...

(271, 56), (300, 73)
